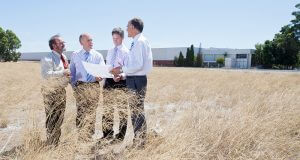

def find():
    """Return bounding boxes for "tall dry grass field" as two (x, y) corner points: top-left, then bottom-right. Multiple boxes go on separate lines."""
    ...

(0, 62), (299, 160)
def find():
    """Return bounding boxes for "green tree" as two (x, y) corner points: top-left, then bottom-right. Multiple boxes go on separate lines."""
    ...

(273, 25), (300, 69)
(252, 44), (264, 67)
(185, 48), (190, 66)
(291, 3), (300, 40)
(0, 27), (7, 61)
(174, 56), (179, 66)
(261, 40), (275, 68)
(185, 45), (195, 67)
(195, 53), (203, 67)
(254, 27), (300, 69)
(298, 52), (300, 67)
(291, 3), (300, 67)
(0, 27), (21, 62)
(178, 51), (185, 67)
(216, 57), (225, 68)
(252, 3), (300, 69)
(190, 44), (195, 66)
(224, 52), (228, 58)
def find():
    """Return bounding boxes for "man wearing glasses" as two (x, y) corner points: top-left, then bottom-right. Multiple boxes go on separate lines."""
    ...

(40, 34), (70, 146)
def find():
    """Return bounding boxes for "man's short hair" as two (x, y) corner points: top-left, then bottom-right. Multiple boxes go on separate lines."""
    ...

(112, 27), (124, 38)
(79, 34), (84, 43)
(49, 34), (60, 50)
(129, 17), (144, 33)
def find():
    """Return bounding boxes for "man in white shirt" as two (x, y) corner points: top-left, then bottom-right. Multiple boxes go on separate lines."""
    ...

(102, 27), (129, 143)
(40, 34), (70, 146)
(70, 33), (104, 142)
(111, 17), (153, 148)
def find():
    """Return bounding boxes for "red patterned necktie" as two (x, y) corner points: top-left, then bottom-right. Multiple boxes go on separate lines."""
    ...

(61, 55), (68, 69)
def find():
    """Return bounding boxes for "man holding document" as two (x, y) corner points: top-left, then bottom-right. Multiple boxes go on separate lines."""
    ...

(111, 18), (153, 149)
(70, 33), (105, 142)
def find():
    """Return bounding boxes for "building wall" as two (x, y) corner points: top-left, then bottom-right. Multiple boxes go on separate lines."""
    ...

(20, 47), (254, 68)
(153, 60), (174, 66)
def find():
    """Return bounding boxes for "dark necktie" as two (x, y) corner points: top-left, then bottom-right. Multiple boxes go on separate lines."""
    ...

(61, 55), (68, 69)
(130, 42), (134, 51)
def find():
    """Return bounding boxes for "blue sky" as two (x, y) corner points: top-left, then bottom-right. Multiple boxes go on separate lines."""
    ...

(0, 0), (298, 52)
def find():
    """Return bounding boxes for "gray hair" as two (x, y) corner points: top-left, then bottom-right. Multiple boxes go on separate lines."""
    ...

(79, 33), (91, 43)
(48, 34), (60, 50)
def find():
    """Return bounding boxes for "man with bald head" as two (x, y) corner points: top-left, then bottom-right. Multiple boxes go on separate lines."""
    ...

(70, 33), (105, 142)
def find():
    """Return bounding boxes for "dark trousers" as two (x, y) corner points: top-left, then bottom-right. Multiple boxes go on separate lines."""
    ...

(126, 76), (147, 143)
(42, 88), (66, 146)
(74, 82), (100, 142)
(102, 78), (127, 140)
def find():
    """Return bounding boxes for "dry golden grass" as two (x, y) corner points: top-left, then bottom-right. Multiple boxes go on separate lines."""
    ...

(0, 62), (299, 160)
(0, 119), (8, 129)
(0, 112), (9, 129)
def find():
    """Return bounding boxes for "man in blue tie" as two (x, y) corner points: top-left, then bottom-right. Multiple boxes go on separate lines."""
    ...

(102, 27), (129, 144)
(111, 17), (153, 149)
(70, 33), (105, 143)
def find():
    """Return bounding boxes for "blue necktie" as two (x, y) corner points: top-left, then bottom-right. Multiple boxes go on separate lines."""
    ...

(130, 42), (134, 51)
(84, 52), (93, 82)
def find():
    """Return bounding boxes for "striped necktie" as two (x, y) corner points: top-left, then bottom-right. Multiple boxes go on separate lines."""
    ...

(111, 47), (118, 67)
(84, 52), (94, 82)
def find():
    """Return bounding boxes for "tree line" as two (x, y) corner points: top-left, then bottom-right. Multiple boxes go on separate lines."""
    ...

(252, 3), (300, 69)
(173, 44), (225, 67)
(174, 45), (205, 67)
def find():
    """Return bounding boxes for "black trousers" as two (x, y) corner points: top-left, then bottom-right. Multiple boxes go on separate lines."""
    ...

(126, 76), (147, 143)
(102, 78), (127, 140)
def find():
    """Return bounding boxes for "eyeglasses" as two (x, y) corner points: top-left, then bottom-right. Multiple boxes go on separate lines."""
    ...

(56, 41), (65, 45)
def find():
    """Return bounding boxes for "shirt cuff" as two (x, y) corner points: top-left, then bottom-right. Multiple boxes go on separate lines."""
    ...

(108, 65), (113, 71)
(50, 70), (64, 77)
(120, 73), (126, 80)
(122, 66), (128, 74)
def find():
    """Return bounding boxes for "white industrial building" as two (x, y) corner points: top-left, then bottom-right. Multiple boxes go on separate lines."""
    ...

(20, 47), (254, 69)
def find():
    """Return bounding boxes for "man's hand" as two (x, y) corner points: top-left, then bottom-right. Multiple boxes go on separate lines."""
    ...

(63, 69), (71, 78)
(113, 74), (122, 82)
(110, 66), (121, 76)
(95, 76), (103, 82)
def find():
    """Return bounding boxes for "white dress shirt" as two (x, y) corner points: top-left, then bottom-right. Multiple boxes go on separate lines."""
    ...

(122, 33), (153, 76)
(70, 48), (105, 86)
(40, 51), (69, 88)
(106, 44), (129, 69)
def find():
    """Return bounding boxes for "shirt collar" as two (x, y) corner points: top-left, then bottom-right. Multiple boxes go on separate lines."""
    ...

(82, 48), (92, 54)
(133, 33), (142, 43)
(115, 44), (124, 50)
(52, 50), (61, 58)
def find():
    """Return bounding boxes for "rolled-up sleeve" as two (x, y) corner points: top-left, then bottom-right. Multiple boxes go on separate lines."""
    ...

(40, 57), (64, 79)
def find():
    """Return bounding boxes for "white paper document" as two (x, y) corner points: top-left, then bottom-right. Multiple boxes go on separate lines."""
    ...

(82, 61), (113, 78)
